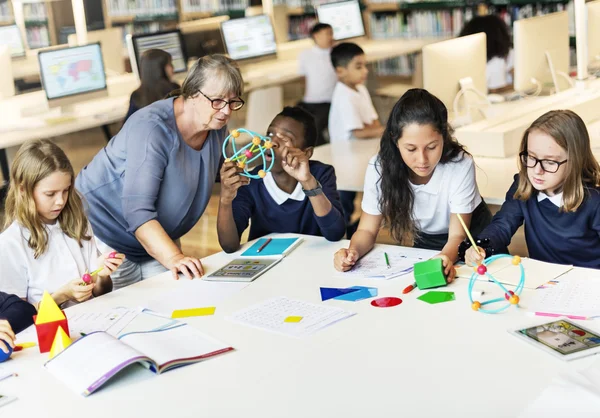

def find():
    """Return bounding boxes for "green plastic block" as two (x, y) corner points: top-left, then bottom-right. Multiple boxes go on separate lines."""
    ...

(413, 258), (447, 290)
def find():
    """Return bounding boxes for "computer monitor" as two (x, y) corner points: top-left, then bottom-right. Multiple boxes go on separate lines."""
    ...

(0, 25), (25, 58)
(513, 12), (570, 94)
(179, 15), (228, 60)
(423, 33), (487, 112)
(221, 14), (277, 61)
(316, 0), (365, 41)
(129, 29), (187, 78)
(38, 43), (107, 108)
(588, 0), (600, 68)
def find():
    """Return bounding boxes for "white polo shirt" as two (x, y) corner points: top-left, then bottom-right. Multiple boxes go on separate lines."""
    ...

(298, 46), (337, 104)
(263, 172), (305, 205)
(0, 221), (101, 305)
(487, 49), (514, 90)
(361, 153), (482, 235)
(328, 82), (378, 142)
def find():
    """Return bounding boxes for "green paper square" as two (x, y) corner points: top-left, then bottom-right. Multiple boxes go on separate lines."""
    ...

(417, 291), (456, 304)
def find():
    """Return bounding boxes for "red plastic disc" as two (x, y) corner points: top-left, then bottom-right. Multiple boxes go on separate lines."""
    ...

(371, 297), (403, 308)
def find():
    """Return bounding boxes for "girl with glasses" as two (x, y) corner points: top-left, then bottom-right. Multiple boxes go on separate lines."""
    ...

(463, 110), (600, 269)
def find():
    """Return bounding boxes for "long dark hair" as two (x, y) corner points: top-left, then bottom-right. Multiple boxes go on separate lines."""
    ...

(132, 49), (178, 108)
(459, 15), (511, 61)
(378, 89), (467, 244)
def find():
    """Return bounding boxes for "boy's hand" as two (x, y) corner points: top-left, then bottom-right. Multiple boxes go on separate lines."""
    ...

(281, 145), (312, 183)
(97, 252), (125, 279)
(220, 161), (250, 205)
(433, 254), (456, 283)
(334, 248), (359, 272)
(0, 320), (15, 354)
(465, 247), (486, 267)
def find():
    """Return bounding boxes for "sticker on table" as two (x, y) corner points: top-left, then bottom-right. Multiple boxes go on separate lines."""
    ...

(417, 291), (455, 304)
(371, 297), (402, 308)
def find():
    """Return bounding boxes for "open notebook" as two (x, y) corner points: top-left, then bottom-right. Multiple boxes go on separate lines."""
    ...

(45, 324), (233, 396)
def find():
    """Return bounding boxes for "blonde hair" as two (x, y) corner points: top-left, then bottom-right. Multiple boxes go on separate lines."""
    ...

(3, 139), (91, 258)
(169, 54), (243, 99)
(515, 110), (600, 212)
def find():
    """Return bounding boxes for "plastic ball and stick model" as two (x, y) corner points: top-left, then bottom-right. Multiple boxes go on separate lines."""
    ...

(222, 129), (274, 179)
(80, 251), (117, 285)
(469, 254), (525, 314)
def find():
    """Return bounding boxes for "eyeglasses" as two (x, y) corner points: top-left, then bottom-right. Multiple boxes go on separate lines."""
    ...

(519, 152), (568, 174)
(198, 91), (245, 111)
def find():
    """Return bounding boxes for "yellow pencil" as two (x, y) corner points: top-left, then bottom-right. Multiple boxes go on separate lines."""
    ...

(456, 213), (481, 257)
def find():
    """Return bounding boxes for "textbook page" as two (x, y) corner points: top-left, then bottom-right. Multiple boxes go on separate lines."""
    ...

(337, 247), (437, 279)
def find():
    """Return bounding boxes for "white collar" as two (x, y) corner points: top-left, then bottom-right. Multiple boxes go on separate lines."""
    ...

(537, 191), (563, 207)
(263, 172), (306, 205)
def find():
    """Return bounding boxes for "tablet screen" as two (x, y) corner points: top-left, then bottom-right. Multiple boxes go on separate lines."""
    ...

(517, 320), (600, 356)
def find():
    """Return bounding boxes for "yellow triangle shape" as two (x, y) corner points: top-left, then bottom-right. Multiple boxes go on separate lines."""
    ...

(49, 326), (71, 359)
(35, 291), (65, 324)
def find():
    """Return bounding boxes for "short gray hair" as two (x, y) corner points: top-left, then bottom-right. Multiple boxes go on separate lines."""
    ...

(176, 54), (244, 99)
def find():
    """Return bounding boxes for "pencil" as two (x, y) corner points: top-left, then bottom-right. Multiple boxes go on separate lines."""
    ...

(456, 213), (481, 256)
(384, 252), (391, 269)
(257, 238), (272, 253)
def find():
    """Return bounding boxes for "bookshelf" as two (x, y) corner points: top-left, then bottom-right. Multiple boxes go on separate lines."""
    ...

(0, 1), (14, 25)
(21, 1), (56, 48)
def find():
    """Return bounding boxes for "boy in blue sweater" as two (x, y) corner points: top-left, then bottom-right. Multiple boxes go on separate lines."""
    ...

(217, 107), (346, 253)
(0, 291), (37, 354)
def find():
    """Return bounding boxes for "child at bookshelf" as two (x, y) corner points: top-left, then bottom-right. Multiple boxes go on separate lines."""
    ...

(328, 42), (384, 237)
(298, 23), (337, 146)
(0, 292), (37, 354)
(460, 15), (513, 93)
(0, 139), (124, 309)
(124, 49), (180, 122)
(217, 106), (346, 253)
(333, 89), (492, 279)
(463, 110), (600, 269)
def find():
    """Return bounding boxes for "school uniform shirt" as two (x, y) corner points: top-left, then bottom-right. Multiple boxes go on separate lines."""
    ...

(231, 161), (346, 242)
(476, 175), (600, 269)
(298, 46), (337, 104)
(487, 49), (514, 90)
(0, 221), (101, 306)
(361, 153), (482, 235)
(0, 291), (36, 334)
(328, 82), (378, 142)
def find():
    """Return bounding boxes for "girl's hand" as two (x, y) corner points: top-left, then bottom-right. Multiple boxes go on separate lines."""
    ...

(168, 254), (204, 280)
(65, 278), (94, 303)
(433, 254), (456, 283)
(334, 248), (359, 272)
(465, 247), (486, 267)
(0, 320), (15, 354)
(97, 252), (125, 279)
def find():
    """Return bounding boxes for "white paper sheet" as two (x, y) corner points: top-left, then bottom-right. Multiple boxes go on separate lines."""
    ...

(528, 277), (600, 318)
(67, 307), (142, 338)
(147, 280), (249, 316)
(227, 297), (356, 338)
(337, 247), (438, 280)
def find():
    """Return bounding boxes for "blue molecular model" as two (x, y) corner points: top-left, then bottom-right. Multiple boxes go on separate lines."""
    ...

(469, 254), (525, 314)
(222, 128), (275, 179)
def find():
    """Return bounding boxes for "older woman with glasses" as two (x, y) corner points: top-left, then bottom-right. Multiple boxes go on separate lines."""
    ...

(76, 55), (245, 288)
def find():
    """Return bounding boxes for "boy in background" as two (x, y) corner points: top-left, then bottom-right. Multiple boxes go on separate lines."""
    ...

(298, 23), (337, 146)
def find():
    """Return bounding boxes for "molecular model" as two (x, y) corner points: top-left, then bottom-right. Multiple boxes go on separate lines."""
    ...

(222, 128), (274, 179)
(469, 254), (525, 314)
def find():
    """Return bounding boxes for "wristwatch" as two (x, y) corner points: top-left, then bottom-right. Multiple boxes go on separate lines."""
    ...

(302, 180), (323, 197)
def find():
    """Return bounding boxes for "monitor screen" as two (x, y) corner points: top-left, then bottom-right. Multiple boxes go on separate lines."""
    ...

(0, 25), (25, 58)
(317, 0), (365, 40)
(221, 15), (277, 61)
(38, 43), (107, 100)
(132, 30), (187, 73)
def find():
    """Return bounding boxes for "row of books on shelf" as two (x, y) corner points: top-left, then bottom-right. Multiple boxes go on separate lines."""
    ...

(289, 15), (318, 40)
(107, 0), (178, 17)
(22, 3), (47, 21)
(370, 9), (470, 39)
(26, 25), (50, 49)
(273, 0), (340, 6)
(374, 55), (416, 76)
(182, 0), (248, 13)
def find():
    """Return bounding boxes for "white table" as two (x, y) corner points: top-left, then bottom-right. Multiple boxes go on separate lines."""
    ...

(1, 234), (598, 417)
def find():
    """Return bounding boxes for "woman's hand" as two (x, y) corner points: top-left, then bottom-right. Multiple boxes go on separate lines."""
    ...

(220, 161), (250, 205)
(0, 320), (15, 354)
(465, 247), (486, 267)
(168, 254), (204, 280)
(334, 248), (360, 272)
(433, 254), (456, 283)
(97, 252), (125, 279)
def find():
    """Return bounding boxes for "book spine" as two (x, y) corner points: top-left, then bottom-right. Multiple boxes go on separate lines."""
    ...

(85, 355), (152, 396)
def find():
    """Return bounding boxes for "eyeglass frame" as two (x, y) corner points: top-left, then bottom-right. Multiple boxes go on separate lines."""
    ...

(197, 90), (245, 111)
(519, 151), (568, 174)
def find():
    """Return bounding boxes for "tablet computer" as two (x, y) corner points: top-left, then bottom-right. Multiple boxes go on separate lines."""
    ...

(511, 319), (600, 361)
